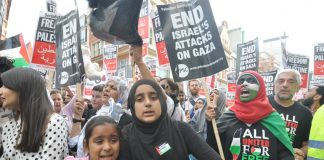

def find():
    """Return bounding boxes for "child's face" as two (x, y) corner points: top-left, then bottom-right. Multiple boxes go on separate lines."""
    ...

(84, 123), (120, 160)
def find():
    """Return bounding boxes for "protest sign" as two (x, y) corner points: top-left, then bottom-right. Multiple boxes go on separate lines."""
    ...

(286, 54), (309, 88)
(260, 70), (277, 95)
(55, 10), (85, 87)
(236, 38), (259, 75)
(152, 13), (169, 65)
(314, 44), (324, 75)
(31, 11), (59, 70)
(47, 0), (57, 13)
(157, 0), (228, 82)
(103, 44), (118, 73)
(308, 72), (324, 88)
(227, 72), (236, 107)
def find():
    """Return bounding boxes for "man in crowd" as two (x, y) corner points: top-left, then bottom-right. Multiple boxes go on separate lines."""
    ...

(268, 69), (313, 159)
(85, 84), (105, 120)
(305, 86), (324, 159)
(303, 85), (324, 114)
(178, 89), (186, 111)
(50, 89), (64, 114)
(159, 78), (186, 122)
(185, 79), (205, 119)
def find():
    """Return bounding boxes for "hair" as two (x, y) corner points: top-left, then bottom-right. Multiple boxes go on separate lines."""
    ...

(316, 86), (324, 105)
(84, 116), (120, 145)
(178, 89), (185, 94)
(92, 84), (105, 92)
(188, 79), (200, 86)
(160, 78), (179, 93)
(1, 68), (54, 152)
(274, 69), (302, 86)
(106, 77), (129, 105)
(0, 56), (14, 87)
(50, 89), (61, 96)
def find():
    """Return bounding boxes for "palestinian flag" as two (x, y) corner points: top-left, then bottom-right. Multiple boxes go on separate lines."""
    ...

(0, 34), (30, 67)
(251, 146), (261, 156)
(230, 128), (242, 160)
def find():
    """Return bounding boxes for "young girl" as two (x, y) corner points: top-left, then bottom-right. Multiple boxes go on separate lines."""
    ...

(119, 79), (221, 160)
(65, 116), (121, 160)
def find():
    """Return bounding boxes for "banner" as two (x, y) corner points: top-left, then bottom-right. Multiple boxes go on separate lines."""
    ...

(152, 13), (169, 65)
(138, 0), (149, 40)
(157, 0), (228, 82)
(308, 72), (324, 88)
(83, 78), (105, 99)
(286, 54), (309, 88)
(0, 34), (29, 67)
(103, 44), (118, 73)
(236, 38), (259, 75)
(31, 12), (59, 70)
(227, 72), (236, 107)
(314, 44), (324, 75)
(55, 10), (85, 87)
(260, 70), (277, 95)
(138, 0), (149, 57)
(205, 75), (215, 89)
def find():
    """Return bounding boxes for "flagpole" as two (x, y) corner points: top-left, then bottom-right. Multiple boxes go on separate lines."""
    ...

(200, 78), (225, 160)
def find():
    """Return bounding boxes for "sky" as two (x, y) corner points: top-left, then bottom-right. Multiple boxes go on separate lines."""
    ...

(7, 0), (324, 68)
(210, 0), (324, 55)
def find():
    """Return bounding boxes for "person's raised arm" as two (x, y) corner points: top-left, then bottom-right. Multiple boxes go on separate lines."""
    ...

(130, 45), (168, 98)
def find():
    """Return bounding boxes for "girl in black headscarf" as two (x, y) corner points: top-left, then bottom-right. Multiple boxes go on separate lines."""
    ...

(119, 79), (220, 160)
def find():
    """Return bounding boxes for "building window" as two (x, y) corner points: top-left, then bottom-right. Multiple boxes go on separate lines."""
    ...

(80, 29), (87, 44)
(117, 59), (132, 79)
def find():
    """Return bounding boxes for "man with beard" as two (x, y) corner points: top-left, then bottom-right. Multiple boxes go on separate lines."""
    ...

(303, 85), (324, 114)
(268, 69), (313, 160)
(206, 70), (294, 159)
(0, 57), (14, 156)
(185, 79), (205, 120)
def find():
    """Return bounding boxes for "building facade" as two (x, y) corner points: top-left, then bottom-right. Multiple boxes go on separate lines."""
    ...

(0, 0), (11, 40)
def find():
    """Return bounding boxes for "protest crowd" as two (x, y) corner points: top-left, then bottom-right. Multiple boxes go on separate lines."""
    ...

(0, 0), (324, 159)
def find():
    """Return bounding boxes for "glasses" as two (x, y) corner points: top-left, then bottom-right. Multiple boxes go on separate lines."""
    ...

(161, 84), (169, 90)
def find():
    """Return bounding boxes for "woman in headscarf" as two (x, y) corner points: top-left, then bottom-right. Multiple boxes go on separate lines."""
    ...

(119, 79), (221, 160)
(209, 88), (227, 115)
(70, 77), (132, 157)
(205, 70), (294, 159)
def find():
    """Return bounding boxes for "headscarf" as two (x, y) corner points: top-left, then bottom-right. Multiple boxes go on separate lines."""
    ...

(229, 70), (274, 124)
(210, 88), (227, 114)
(193, 97), (207, 138)
(124, 79), (189, 159)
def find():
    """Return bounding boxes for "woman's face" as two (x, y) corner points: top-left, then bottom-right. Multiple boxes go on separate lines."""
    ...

(50, 93), (63, 113)
(84, 123), (120, 160)
(103, 81), (119, 104)
(0, 85), (19, 110)
(209, 89), (219, 102)
(92, 90), (103, 109)
(134, 84), (162, 123)
(194, 99), (204, 110)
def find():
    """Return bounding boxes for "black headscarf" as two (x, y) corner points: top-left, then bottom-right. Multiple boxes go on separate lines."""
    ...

(124, 79), (188, 159)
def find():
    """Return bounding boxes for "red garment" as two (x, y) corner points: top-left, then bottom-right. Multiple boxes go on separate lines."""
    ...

(229, 70), (274, 124)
